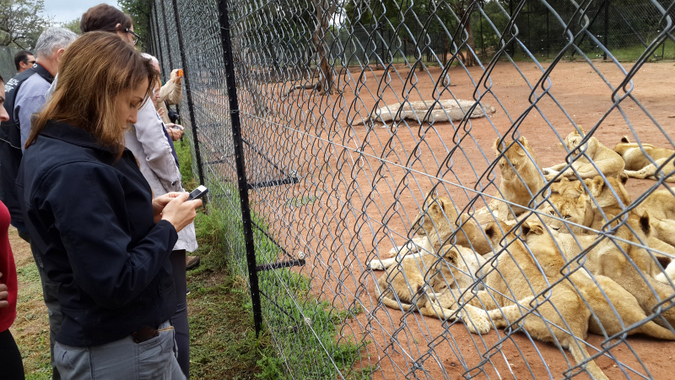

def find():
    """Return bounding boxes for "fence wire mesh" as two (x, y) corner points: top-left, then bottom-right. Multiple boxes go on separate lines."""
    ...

(151, 0), (675, 378)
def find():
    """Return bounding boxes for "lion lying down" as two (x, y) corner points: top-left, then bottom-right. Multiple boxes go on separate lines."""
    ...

(421, 219), (611, 380)
(375, 245), (486, 318)
(368, 191), (493, 271)
(544, 127), (624, 181)
(540, 175), (675, 284)
(614, 136), (675, 182)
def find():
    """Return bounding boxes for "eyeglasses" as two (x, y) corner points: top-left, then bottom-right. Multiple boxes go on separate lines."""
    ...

(26, 60), (36, 65)
(125, 28), (141, 46)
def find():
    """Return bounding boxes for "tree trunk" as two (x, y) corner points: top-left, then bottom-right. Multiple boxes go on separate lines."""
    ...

(462, 16), (477, 66)
(312, 0), (336, 95)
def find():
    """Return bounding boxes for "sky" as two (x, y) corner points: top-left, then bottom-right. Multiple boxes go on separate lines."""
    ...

(42, 0), (120, 25)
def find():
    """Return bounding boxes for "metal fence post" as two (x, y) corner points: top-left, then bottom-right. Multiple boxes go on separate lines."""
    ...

(171, 0), (206, 186)
(216, 0), (263, 335)
(152, 4), (165, 71)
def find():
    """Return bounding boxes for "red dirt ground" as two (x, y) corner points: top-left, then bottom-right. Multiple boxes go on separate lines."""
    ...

(251, 60), (675, 379)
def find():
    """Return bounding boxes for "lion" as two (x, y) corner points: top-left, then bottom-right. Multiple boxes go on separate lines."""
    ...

(537, 200), (675, 328)
(376, 245), (487, 316)
(370, 191), (493, 271)
(543, 176), (675, 284)
(540, 176), (630, 233)
(522, 217), (675, 340)
(422, 219), (610, 380)
(490, 136), (545, 219)
(544, 127), (624, 181)
(614, 136), (675, 182)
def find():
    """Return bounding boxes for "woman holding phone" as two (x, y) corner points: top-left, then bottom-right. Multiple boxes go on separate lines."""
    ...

(17, 32), (199, 379)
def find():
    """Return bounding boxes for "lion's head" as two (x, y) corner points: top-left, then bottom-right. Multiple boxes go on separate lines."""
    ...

(493, 136), (540, 182)
(411, 191), (459, 236)
(540, 178), (594, 233)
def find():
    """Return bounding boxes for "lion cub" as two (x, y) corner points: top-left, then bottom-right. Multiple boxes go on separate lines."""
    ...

(543, 176), (675, 283)
(376, 245), (486, 317)
(523, 217), (675, 340)
(426, 219), (609, 380)
(544, 127), (624, 181)
(491, 136), (545, 219)
(371, 191), (493, 270)
(614, 136), (675, 182)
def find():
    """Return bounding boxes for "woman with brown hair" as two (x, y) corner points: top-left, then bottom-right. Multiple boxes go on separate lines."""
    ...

(17, 31), (199, 379)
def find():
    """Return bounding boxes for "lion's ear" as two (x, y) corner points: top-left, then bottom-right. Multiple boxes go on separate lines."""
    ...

(522, 220), (544, 237)
(639, 213), (651, 236)
(516, 137), (529, 156)
(550, 182), (561, 193)
(621, 136), (630, 143)
(442, 247), (459, 265)
(485, 222), (498, 240)
(587, 176), (604, 197)
(493, 137), (502, 154)
(577, 125), (586, 136)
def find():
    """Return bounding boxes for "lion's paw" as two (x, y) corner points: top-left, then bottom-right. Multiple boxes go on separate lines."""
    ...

(463, 307), (492, 335)
(367, 260), (386, 271)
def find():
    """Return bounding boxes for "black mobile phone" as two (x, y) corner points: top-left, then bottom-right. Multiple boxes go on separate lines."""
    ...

(187, 185), (208, 200)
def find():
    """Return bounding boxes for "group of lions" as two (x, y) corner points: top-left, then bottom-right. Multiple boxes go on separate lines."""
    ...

(369, 127), (675, 379)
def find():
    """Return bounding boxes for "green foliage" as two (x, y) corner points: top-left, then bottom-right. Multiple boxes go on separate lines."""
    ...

(175, 138), (197, 190)
(0, 0), (50, 49)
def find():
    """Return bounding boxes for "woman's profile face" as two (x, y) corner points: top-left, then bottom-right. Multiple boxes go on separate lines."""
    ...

(116, 78), (149, 128)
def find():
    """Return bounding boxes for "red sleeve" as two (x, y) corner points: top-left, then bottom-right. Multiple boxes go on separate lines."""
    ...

(0, 201), (17, 332)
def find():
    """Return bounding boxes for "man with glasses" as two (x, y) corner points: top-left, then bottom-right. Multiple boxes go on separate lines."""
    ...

(0, 26), (77, 380)
(13, 50), (35, 73)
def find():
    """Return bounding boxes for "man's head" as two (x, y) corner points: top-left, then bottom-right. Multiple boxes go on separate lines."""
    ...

(141, 53), (160, 74)
(14, 50), (35, 73)
(35, 27), (78, 76)
(80, 4), (137, 45)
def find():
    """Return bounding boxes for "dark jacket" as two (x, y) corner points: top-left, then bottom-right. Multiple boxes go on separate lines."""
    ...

(0, 64), (53, 233)
(16, 120), (178, 347)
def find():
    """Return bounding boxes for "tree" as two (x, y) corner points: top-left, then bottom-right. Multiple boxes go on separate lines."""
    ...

(119, 0), (152, 51)
(344, 0), (481, 66)
(61, 18), (81, 35)
(0, 0), (51, 49)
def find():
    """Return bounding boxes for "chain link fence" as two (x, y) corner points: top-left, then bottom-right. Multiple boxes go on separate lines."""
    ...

(0, 46), (19, 83)
(150, 0), (675, 378)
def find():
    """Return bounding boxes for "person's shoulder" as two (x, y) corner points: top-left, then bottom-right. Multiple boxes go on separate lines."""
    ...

(23, 73), (51, 91)
(16, 73), (51, 99)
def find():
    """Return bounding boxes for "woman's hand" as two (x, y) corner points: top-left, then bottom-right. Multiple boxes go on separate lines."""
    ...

(165, 123), (184, 141)
(160, 192), (201, 232)
(0, 272), (8, 309)
(152, 192), (183, 223)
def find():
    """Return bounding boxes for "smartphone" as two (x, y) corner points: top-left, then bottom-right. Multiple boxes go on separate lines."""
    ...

(187, 185), (208, 200)
(176, 69), (184, 77)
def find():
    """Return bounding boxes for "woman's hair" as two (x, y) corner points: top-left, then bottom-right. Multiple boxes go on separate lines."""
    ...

(80, 4), (133, 34)
(27, 31), (157, 156)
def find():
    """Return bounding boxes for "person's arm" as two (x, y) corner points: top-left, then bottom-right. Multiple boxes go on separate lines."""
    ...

(36, 163), (198, 308)
(159, 71), (182, 105)
(133, 100), (182, 192)
(15, 81), (49, 150)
